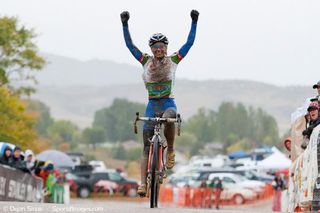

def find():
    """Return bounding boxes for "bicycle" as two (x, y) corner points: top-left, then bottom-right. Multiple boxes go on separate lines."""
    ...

(133, 112), (182, 208)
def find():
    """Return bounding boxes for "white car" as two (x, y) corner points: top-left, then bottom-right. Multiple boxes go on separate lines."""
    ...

(166, 172), (200, 188)
(169, 172), (257, 204)
(89, 160), (107, 172)
(219, 184), (257, 204)
(207, 173), (266, 195)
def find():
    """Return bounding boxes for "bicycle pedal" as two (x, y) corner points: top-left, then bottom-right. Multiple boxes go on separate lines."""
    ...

(138, 193), (147, 198)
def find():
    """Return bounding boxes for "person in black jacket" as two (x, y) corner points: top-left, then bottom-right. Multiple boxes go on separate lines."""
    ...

(209, 177), (223, 209)
(302, 102), (320, 143)
(0, 146), (12, 166)
(10, 146), (29, 173)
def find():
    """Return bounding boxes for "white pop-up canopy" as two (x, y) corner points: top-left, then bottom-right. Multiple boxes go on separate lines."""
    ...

(257, 146), (291, 169)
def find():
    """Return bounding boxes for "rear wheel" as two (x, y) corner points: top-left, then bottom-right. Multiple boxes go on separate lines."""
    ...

(127, 188), (137, 197)
(233, 194), (245, 205)
(150, 140), (160, 208)
(78, 187), (90, 198)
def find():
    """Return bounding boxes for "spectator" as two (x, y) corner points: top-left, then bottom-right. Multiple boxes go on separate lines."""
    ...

(200, 180), (207, 188)
(10, 146), (29, 173)
(38, 162), (55, 202)
(311, 80), (320, 102)
(34, 161), (44, 175)
(302, 102), (320, 145)
(199, 180), (207, 208)
(272, 175), (285, 211)
(0, 146), (12, 166)
(38, 161), (54, 186)
(25, 149), (36, 171)
(211, 177), (223, 210)
(283, 137), (291, 159)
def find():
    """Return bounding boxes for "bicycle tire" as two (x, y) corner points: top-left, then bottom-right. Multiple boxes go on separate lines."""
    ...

(150, 138), (160, 208)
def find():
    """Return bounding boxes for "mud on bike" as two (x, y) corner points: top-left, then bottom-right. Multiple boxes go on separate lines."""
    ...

(133, 112), (182, 208)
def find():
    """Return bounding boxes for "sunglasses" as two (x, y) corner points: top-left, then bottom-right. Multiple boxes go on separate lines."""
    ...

(151, 43), (166, 49)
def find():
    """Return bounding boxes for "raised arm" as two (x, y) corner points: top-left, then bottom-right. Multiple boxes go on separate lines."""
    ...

(177, 10), (199, 60)
(120, 11), (144, 63)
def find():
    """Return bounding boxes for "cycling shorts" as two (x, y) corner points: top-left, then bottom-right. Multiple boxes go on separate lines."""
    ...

(143, 98), (177, 130)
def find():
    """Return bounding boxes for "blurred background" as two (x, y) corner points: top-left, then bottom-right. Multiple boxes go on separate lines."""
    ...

(1, 0), (319, 211)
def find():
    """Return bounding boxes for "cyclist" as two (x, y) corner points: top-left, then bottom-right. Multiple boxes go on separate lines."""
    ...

(120, 10), (199, 196)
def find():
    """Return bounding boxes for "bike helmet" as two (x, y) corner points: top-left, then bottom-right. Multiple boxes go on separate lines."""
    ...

(149, 33), (168, 47)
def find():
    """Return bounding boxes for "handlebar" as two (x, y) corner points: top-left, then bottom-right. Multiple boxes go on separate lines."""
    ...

(133, 112), (182, 136)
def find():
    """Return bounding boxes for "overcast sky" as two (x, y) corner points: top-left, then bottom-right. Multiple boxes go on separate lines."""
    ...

(2, 0), (320, 86)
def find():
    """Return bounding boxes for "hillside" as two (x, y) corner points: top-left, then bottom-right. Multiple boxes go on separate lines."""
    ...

(32, 53), (315, 134)
(33, 80), (314, 134)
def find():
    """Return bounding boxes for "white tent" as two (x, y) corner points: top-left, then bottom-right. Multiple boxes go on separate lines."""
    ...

(257, 146), (291, 169)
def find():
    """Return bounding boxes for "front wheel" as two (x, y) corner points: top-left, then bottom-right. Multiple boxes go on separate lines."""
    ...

(150, 140), (160, 208)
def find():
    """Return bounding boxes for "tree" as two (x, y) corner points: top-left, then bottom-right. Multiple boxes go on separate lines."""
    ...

(175, 132), (198, 157)
(0, 16), (45, 95)
(249, 107), (279, 146)
(112, 145), (127, 160)
(81, 127), (106, 149)
(47, 120), (79, 148)
(0, 87), (39, 151)
(184, 108), (217, 143)
(180, 102), (280, 153)
(93, 99), (145, 142)
(26, 100), (54, 137)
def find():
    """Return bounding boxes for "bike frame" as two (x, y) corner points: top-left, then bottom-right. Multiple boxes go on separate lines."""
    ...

(148, 125), (164, 172)
(134, 112), (181, 208)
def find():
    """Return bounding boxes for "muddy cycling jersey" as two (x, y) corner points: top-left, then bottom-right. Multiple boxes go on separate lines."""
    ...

(122, 21), (197, 99)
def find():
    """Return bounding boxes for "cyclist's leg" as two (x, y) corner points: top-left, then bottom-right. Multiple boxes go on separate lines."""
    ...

(162, 99), (177, 169)
(163, 107), (177, 153)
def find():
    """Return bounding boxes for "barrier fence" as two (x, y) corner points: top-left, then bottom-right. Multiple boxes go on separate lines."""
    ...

(0, 165), (43, 202)
(159, 183), (274, 208)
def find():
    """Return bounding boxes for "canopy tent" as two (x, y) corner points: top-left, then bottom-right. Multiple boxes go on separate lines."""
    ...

(37, 150), (75, 169)
(257, 146), (291, 170)
(228, 150), (249, 159)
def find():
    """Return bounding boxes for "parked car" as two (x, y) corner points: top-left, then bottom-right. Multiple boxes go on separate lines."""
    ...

(66, 152), (86, 166)
(206, 173), (266, 196)
(217, 184), (257, 204)
(194, 168), (273, 183)
(89, 160), (107, 172)
(69, 170), (138, 198)
(71, 164), (94, 179)
(166, 172), (256, 204)
(166, 172), (199, 188)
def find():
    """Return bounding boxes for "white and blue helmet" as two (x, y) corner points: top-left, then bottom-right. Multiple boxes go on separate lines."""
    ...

(149, 33), (168, 47)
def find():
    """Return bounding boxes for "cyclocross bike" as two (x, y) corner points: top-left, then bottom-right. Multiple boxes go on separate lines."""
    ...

(133, 112), (181, 208)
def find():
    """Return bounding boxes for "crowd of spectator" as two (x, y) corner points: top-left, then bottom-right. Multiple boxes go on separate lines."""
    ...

(301, 81), (320, 149)
(284, 80), (320, 155)
(0, 143), (64, 203)
(0, 145), (36, 173)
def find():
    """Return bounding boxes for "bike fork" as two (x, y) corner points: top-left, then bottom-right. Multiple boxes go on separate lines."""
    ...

(146, 142), (153, 198)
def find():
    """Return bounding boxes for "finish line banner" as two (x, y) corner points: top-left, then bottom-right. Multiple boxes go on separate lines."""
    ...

(0, 165), (43, 202)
